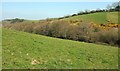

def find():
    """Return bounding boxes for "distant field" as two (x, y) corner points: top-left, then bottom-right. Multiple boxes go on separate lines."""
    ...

(65, 12), (119, 24)
(2, 28), (118, 69)
(107, 12), (119, 24)
(2, 12), (119, 25)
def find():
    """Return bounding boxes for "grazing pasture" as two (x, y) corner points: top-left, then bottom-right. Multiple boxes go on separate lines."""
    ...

(2, 28), (118, 69)
(65, 12), (119, 24)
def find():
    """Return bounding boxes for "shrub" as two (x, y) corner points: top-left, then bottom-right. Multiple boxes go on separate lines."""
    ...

(93, 28), (118, 45)
(3, 19), (119, 46)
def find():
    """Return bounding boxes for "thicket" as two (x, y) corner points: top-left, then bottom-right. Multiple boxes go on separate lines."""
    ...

(3, 19), (119, 46)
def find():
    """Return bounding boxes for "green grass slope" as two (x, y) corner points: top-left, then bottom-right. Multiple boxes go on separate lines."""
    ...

(65, 12), (118, 24)
(2, 28), (118, 69)
(0, 28), (2, 70)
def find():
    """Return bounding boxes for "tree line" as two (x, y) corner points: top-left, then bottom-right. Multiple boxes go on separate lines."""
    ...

(58, 2), (120, 19)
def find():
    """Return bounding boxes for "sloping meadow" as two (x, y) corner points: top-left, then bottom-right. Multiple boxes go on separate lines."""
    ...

(2, 28), (118, 69)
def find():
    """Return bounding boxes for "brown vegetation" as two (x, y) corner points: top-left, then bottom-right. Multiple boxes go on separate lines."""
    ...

(2, 19), (119, 46)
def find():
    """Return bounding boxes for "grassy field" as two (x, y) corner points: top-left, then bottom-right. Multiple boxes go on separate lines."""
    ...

(2, 28), (118, 69)
(2, 12), (119, 25)
(65, 12), (118, 24)
(0, 28), (2, 70)
(107, 12), (119, 24)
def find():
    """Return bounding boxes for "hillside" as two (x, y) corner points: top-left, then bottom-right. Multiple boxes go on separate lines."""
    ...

(0, 28), (1, 70)
(65, 12), (119, 24)
(2, 28), (118, 69)
(2, 12), (119, 25)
